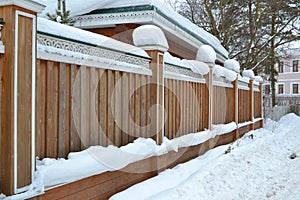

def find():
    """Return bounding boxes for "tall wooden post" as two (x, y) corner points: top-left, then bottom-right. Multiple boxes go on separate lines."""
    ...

(207, 65), (214, 130)
(249, 80), (254, 130)
(234, 78), (239, 139)
(0, 0), (44, 195)
(147, 50), (165, 145)
(260, 83), (263, 128)
(132, 25), (169, 145)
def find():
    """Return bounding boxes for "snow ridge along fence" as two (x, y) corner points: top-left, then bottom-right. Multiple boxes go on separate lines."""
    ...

(0, 2), (262, 196)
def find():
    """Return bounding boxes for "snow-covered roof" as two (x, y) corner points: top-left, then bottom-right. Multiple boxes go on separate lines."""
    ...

(37, 17), (150, 59)
(34, 0), (228, 61)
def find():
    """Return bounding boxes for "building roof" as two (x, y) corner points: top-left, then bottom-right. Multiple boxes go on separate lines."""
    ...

(35, 0), (228, 62)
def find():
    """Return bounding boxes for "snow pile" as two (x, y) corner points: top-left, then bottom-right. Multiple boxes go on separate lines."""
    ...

(254, 75), (263, 83)
(37, 18), (150, 59)
(133, 25), (169, 52)
(224, 59), (240, 73)
(4, 120), (242, 199)
(164, 52), (189, 68)
(33, 0), (228, 58)
(213, 65), (237, 82)
(238, 74), (250, 83)
(164, 53), (209, 75)
(110, 113), (300, 200)
(185, 60), (210, 75)
(196, 45), (216, 63)
(242, 69), (255, 79)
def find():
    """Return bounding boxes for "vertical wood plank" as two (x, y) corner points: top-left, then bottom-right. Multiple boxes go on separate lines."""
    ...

(164, 79), (169, 138)
(140, 75), (146, 138)
(80, 66), (88, 150)
(70, 64), (81, 152)
(128, 73), (135, 142)
(89, 67), (98, 146)
(58, 63), (67, 158)
(135, 74), (141, 139)
(114, 71), (122, 146)
(107, 70), (114, 145)
(46, 61), (59, 158)
(17, 15), (33, 187)
(35, 59), (46, 159)
(121, 73), (129, 145)
(99, 69), (108, 147)
(64, 64), (71, 156)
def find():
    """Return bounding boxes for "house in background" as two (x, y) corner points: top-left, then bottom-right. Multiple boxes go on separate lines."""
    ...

(276, 48), (300, 95)
(263, 47), (300, 109)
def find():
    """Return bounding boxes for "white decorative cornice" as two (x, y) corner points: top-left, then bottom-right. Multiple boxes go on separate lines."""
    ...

(0, 0), (45, 13)
(37, 33), (150, 69)
(72, 11), (154, 29)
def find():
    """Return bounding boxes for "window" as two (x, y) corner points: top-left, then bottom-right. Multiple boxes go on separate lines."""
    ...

(293, 60), (298, 72)
(279, 61), (284, 73)
(264, 85), (270, 95)
(292, 84), (299, 94)
(278, 84), (284, 94)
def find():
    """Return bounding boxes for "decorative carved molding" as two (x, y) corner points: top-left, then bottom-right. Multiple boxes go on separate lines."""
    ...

(37, 34), (150, 68)
(71, 10), (154, 25)
(164, 63), (203, 79)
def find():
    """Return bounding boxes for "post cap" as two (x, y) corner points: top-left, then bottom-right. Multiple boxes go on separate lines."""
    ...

(133, 25), (169, 52)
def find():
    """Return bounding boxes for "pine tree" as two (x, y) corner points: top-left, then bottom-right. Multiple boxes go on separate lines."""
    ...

(46, 0), (75, 26)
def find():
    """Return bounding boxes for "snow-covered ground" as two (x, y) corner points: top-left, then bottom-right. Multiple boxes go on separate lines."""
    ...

(110, 113), (300, 200)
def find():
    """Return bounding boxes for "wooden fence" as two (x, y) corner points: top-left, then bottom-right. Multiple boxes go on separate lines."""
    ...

(0, 2), (263, 196)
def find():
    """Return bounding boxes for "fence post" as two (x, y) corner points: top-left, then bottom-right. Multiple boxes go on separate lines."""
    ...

(260, 83), (263, 127)
(132, 25), (169, 145)
(234, 78), (239, 139)
(0, 1), (44, 195)
(249, 80), (254, 130)
(207, 65), (214, 130)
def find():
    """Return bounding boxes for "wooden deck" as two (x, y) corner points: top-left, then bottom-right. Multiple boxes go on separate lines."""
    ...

(31, 121), (262, 200)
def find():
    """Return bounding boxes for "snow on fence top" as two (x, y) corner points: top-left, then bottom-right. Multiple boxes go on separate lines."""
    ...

(242, 69), (255, 79)
(213, 65), (237, 82)
(164, 52), (209, 76)
(224, 59), (240, 73)
(196, 45), (217, 64)
(186, 60), (210, 75)
(254, 76), (263, 83)
(34, 0), (228, 59)
(37, 17), (150, 59)
(133, 25), (169, 52)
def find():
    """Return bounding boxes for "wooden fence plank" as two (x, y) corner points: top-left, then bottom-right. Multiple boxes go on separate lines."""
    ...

(46, 61), (59, 158)
(70, 64), (81, 152)
(90, 67), (99, 146)
(99, 69), (108, 147)
(58, 63), (67, 158)
(107, 70), (114, 145)
(114, 71), (122, 146)
(35, 59), (46, 159)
